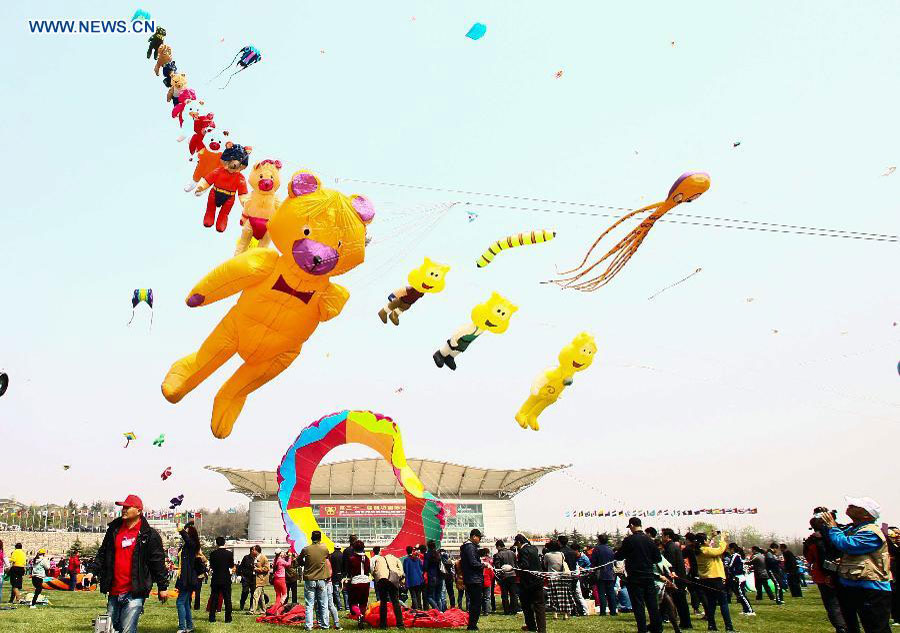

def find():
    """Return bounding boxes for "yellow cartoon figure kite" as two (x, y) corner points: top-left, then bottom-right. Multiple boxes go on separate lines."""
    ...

(378, 257), (450, 325)
(433, 291), (517, 371)
(515, 332), (597, 430)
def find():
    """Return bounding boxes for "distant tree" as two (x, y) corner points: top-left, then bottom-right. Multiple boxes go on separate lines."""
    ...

(735, 526), (765, 548)
(611, 527), (624, 548)
(688, 521), (718, 539)
(68, 539), (83, 556)
(80, 541), (100, 558)
(196, 506), (248, 540)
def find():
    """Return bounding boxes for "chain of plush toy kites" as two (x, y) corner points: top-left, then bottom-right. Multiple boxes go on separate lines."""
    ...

(335, 178), (899, 243)
(148, 29), (455, 263)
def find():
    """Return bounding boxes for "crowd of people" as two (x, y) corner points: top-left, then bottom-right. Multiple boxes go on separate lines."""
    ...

(0, 539), (93, 606)
(2, 493), (898, 633)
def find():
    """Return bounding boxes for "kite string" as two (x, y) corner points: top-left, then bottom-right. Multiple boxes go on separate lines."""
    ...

(468, 202), (899, 243)
(338, 177), (899, 240)
(209, 50), (241, 83)
(219, 68), (245, 90)
(647, 267), (703, 300)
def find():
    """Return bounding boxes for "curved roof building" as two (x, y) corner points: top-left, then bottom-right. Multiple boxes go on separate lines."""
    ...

(208, 459), (566, 546)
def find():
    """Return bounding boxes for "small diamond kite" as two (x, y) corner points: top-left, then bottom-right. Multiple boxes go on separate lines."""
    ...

(466, 23), (487, 40)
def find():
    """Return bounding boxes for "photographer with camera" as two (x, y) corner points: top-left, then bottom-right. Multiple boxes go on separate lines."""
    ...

(805, 508), (848, 633)
(818, 497), (891, 633)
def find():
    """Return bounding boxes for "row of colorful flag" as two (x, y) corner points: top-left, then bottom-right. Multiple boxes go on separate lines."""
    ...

(565, 507), (759, 518)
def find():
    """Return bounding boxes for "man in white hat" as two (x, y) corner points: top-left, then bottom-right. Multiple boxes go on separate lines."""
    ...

(819, 496), (891, 633)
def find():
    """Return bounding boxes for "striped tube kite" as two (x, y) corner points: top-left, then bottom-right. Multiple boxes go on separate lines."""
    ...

(277, 410), (445, 555)
(549, 172), (710, 291)
(476, 230), (556, 268)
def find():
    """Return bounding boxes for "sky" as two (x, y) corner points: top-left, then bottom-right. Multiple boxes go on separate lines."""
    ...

(0, 1), (897, 541)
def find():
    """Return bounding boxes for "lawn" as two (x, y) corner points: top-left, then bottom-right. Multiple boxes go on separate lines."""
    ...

(0, 584), (839, 633)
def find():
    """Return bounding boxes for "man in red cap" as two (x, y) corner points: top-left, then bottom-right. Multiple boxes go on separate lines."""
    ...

(91, 494), (168, 633)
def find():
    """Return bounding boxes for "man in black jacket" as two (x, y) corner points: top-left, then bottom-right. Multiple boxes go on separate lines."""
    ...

(91, 494), (168, 633)
(341, 534), (358, 612)
(460, 529), (485, 630)
(328, 547), (345, 609)
(208, 536), (235, 622)
(237, 547), (258, 610)
(661, 528), (692, 629)
(493, 540), (519, 615)
(514, 534), (546, 633)
(779, 544), (803, 597)
(615, 517), (662, 633)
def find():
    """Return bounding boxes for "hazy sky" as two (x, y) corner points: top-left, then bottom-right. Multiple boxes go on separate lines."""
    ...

(1, 1), (897, 541)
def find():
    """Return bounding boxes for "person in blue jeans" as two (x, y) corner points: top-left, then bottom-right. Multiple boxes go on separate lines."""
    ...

(590, 534), (617, 615)
(615, 577), (632, 612)
(328, 548), (344, 610)
(403, 546), (426, 610)
(91, 494), (169, 633)
(175, 523), (201, 633)
(424, 541), (445, 611)
(305, 579), (329, 628)
(300, 531), (332, 630)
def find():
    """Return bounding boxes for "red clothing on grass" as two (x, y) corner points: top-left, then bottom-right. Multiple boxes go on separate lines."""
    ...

(110, 521), (142, 596)
(68, 554), (80, 573)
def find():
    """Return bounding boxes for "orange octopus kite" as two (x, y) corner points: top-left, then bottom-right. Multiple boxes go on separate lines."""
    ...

(548, 172), (710, 291)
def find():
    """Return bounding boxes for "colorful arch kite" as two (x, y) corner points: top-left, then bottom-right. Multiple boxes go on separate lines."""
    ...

(277, 410), (445, 555)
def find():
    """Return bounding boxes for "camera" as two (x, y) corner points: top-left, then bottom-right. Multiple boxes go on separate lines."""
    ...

(813, 506), (837, 521)
(811, 507), (839, 531)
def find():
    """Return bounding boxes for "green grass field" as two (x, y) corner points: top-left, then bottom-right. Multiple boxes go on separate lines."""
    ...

(0, 584), (839, 633)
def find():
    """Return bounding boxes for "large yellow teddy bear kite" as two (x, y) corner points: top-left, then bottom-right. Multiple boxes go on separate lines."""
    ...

(515, 332), (597, 431)
(162, 171), (375, 439)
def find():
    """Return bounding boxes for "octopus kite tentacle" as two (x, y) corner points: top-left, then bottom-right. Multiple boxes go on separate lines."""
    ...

(554, 202), (663, 276)
(546, 172), (710, 291)
(552, 215), (655, 289)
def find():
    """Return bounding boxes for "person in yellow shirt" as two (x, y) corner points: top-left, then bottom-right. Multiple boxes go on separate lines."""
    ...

(8, 542), (27, 604)
(693, 532), (734, 632)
